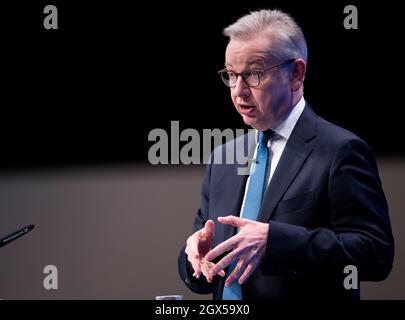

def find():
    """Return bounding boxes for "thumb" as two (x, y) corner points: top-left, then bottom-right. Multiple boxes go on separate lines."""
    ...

(199, 220), (215, 255)
(202, 220), (215, 238)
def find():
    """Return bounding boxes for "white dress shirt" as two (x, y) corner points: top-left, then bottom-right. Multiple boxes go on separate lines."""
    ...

(239, 97), (306, 216)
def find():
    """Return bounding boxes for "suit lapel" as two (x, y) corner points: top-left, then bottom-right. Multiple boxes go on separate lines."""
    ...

(215, 130), (256, 244)
(257, 105), (317, 223)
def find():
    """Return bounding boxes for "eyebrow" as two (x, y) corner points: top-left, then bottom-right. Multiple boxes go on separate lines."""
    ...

(225, 59), (265, 68)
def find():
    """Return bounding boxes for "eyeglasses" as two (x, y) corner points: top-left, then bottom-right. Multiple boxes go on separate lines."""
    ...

(218, 59), (295, 88)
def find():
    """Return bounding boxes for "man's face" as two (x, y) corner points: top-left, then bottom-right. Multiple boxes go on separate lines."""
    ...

(225, 36), (292, 131)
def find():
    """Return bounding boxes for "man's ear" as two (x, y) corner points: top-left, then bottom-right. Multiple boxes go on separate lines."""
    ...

(290, 59), (306, 92)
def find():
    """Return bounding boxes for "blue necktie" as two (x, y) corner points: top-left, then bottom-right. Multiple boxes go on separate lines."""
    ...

(222, 130), (271, 300)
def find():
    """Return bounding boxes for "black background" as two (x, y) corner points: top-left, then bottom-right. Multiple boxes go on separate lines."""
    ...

(2, 0), (402, 170)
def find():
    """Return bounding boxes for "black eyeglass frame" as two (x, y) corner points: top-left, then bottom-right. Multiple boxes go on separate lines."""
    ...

(218, 58), (296, 88)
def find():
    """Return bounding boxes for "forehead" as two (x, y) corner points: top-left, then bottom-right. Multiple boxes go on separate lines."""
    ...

(225, 36), (272, 67)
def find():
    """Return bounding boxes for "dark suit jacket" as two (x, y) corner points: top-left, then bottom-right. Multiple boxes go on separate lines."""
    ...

(178, 105), (394, 300)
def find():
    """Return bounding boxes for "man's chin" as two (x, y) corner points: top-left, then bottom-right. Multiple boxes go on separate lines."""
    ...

(241, 114), (259, 129)
(241, 115), (271, 131)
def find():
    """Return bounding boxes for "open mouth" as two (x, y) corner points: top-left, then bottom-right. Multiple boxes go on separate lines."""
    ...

(239, 105), (256, 115)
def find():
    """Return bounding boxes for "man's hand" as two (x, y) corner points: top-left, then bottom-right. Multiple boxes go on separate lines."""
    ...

(184, 220), (225, 283)
(205, 216), (269, 287)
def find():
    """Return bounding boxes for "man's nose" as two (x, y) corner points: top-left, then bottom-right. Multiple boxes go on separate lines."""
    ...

(232, 76), (251, 98)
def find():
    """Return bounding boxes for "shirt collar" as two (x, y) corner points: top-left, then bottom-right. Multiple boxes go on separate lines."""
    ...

(255, 96), (306, 143)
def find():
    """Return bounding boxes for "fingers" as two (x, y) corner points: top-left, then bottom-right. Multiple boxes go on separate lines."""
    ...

(239, 261), (256, 285)
(186, 238), (200, 260)
(209, 246), (245, 277)
(210, 245), (262, 284)
(237, 246), (264, 284)
(185, 230), (203, 276)
(205, 235), (238, 262)
(186, 251), (225, 282)
(187, 218), (261, 284)
(224, 259), (245, 287)
(201, 216), (266, 285)
(199, 220), (215, 255)
(186, 244), (201, 277)
(204, 215), (246, 261)
(202, 220), (215, 237)
(186, 221), (222, 281)
(218, 215), (246, 228)
(200, 259), (226, 283)
(200, 260), (213, 282)
(230, 249), (263, 286)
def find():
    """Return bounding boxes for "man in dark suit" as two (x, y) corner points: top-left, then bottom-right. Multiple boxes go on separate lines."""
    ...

(178, 9), (394, 300)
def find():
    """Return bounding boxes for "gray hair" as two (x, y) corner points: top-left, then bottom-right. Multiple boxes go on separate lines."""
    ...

(224, 9), (308, 64)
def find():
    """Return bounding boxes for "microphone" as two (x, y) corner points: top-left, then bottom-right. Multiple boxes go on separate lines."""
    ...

(0, 224), (35, 248)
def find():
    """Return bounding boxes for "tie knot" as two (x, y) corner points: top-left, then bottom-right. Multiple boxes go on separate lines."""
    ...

(258, 130), (273, 146)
